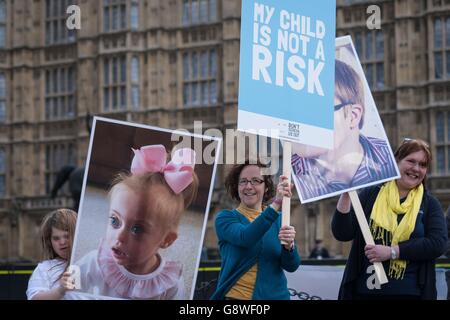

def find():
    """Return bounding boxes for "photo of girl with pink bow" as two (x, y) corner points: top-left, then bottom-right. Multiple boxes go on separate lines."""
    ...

(68, 118), (221, 299)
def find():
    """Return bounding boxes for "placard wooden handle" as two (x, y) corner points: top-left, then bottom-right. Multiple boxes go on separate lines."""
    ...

(348, 190), (388, 285)
(281, 142), (291, 245)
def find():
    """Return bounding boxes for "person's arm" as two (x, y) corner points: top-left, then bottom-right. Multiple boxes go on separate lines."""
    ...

(278, 225), (301, 272)
(27, 264), (74, 300)
(31, 285), (67, 300)
(280, 244), (301, 272)
(331, 193), (358, 241)
(215, 207), (280, 248)
(32, 271), (74, 300)
(331, 187), (373, 241)
(398, 195), (448, 261)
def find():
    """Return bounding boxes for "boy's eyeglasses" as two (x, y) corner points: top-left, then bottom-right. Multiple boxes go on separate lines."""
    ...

(334, 101), (354, 111)
(238, 178), (264, 186)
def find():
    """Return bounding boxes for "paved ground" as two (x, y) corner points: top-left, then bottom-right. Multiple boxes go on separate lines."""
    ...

(71, 186), (207, 299)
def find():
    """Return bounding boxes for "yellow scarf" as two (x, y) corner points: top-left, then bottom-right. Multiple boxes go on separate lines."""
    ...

(237, 204), (261, 221)
(370, 180), (423, 279)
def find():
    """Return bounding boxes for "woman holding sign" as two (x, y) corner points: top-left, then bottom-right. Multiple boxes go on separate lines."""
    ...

(211, 160), (300, 300)
(332, 139), (448, 299)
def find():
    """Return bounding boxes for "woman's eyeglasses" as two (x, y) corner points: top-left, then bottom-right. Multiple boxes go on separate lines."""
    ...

(238, 178), (264, 186)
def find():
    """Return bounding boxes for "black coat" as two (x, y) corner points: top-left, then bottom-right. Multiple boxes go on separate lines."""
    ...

(446, 207), (450, 257)
(331, 185), (448, 300)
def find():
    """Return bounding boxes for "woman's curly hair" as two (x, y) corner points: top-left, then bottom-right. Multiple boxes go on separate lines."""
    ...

(224, 159), (275, 204)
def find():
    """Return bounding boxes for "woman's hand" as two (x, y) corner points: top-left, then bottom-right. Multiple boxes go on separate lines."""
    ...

(364, 244), (391, 263)
(336, 192), (351, 214)
(279, 225), (296, 251)
(271, 175), (294, 211)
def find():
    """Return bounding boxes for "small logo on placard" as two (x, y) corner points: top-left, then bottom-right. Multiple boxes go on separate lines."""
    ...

(288, 123), (300, 138)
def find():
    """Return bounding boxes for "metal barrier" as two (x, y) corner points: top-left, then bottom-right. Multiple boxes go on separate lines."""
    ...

(0, 264), (35, 300)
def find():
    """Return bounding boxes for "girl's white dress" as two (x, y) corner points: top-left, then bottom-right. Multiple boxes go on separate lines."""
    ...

(73, 240), (184, 299)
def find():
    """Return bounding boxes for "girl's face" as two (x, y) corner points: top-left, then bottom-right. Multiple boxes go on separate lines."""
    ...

(396, 150), (428, 193)
(237, 165), (266, 210)
(51, 227), (70, 260)
(106, 184), (177, 275)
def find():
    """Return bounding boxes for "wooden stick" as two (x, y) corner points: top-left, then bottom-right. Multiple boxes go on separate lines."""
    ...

(281, 142), (291, 245)
(348, 190), (388, 285)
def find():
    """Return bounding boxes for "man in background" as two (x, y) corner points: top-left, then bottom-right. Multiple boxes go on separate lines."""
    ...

(309, 240), (330, 260)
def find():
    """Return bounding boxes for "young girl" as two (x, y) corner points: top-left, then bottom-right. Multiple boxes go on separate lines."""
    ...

(73, 145), (198, 299)
(26, 208), (77, 300)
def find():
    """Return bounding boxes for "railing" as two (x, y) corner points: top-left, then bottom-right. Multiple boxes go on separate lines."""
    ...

(0, 263), (36, 300)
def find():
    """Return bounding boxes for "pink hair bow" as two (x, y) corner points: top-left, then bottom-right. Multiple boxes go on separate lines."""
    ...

(130, 144), (196, 194)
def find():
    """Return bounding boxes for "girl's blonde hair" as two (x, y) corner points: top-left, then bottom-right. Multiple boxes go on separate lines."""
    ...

(40, 208), (77, 261)
(109, 171), (199, 230)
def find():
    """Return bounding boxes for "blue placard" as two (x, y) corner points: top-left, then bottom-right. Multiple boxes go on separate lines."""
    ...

(238, 0), (336, 148)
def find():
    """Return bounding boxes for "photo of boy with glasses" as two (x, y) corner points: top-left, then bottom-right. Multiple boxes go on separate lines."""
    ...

(291, 37), (399, 203)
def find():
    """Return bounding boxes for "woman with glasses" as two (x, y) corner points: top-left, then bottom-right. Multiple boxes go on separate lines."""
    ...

(210, 160), (301, 300)
(332, 139), (448, 299)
